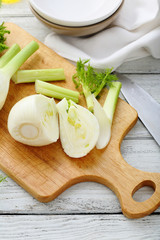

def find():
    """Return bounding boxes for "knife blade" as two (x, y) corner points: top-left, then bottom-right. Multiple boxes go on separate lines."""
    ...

(116, 73), (160, 146)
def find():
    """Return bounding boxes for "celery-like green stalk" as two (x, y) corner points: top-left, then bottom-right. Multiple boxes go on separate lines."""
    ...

(35, 80), (79, 103)
(82, 84), (94, 112)
(2, 41), (39, 77)
(0, 41), (39, 110)
(0, 44), (21, 68)
(103, 81), (122, 122)
(12, 68), (65, 84)
(94, 81), (122, 149)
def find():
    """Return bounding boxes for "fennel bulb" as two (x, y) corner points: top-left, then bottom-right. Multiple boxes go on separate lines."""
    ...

(56, 98), (99, 158)
(0, 41), (39, 110)
(8, 94), (59, 146)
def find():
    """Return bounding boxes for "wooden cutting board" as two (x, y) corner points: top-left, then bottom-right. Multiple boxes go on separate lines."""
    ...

(1, 22), (160, 219)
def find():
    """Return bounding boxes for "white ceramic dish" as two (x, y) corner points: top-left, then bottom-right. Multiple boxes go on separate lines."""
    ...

(30, 2), (123, 36)
(29, 0), (123, 27)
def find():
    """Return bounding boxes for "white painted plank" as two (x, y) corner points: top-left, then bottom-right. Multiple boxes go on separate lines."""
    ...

(0, 214), (160, 240)
(121, 139), (160, 172)
(0, 0), (32, 16)
(0, 139), (159, 214)
(117, 56), (160, 74)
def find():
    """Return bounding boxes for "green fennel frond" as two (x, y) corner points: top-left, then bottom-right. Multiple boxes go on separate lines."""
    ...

(0, 174), (7, 183)
(72, 59), (118, 112)
(0, 22), (10, 53)
(72, 59), (118, 98)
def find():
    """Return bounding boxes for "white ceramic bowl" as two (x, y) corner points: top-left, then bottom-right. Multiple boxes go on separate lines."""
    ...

(29, 0), (123, 27)
(30, 2), (123, 37)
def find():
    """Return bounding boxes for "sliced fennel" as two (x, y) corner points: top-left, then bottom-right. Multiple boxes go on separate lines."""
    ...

(0, 43), (20, 68)
(12, 68), (65, 84)
(103, 81), (122, 123)
(56, 98), (99, 158)
(93, 81), (122, 149)
(0, 41), (39, 110)
(35, 80), (79, 103)
(8, 94), (59, 146)
(92, 95), (111, 149)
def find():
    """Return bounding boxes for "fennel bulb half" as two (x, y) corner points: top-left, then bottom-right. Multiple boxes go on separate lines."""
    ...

(56, 98), (99, 158)
(8, 94), (59, 146)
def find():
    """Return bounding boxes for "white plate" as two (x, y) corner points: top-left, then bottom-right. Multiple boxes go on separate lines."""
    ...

(29, 0), (123, 27)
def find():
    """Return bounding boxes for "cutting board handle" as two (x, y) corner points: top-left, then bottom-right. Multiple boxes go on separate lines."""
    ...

(96, 152), (160, 219)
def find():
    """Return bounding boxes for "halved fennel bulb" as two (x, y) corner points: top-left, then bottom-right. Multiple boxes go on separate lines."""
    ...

(8, 94), (59, 146)
(56, 98), (99, 158)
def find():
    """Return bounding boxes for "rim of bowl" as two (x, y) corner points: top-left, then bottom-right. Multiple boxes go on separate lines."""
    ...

(30, 2), (122, 29)
(29, 0), (123, 27)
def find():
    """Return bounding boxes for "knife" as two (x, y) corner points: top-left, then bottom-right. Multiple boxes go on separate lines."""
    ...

(116, 73), (160, 146)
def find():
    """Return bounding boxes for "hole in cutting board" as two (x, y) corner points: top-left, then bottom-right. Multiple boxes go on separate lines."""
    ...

(132, 180), (155, 202)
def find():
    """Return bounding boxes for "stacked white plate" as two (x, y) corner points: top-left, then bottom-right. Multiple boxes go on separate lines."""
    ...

(29, 0), (124, 36)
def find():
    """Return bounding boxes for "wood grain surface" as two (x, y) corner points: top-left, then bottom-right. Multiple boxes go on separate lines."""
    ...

(1, 215), (160, 240)
(0, 22), (160, 219)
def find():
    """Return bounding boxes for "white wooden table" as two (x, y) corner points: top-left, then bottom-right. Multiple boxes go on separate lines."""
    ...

(0, 1), (160, 239)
